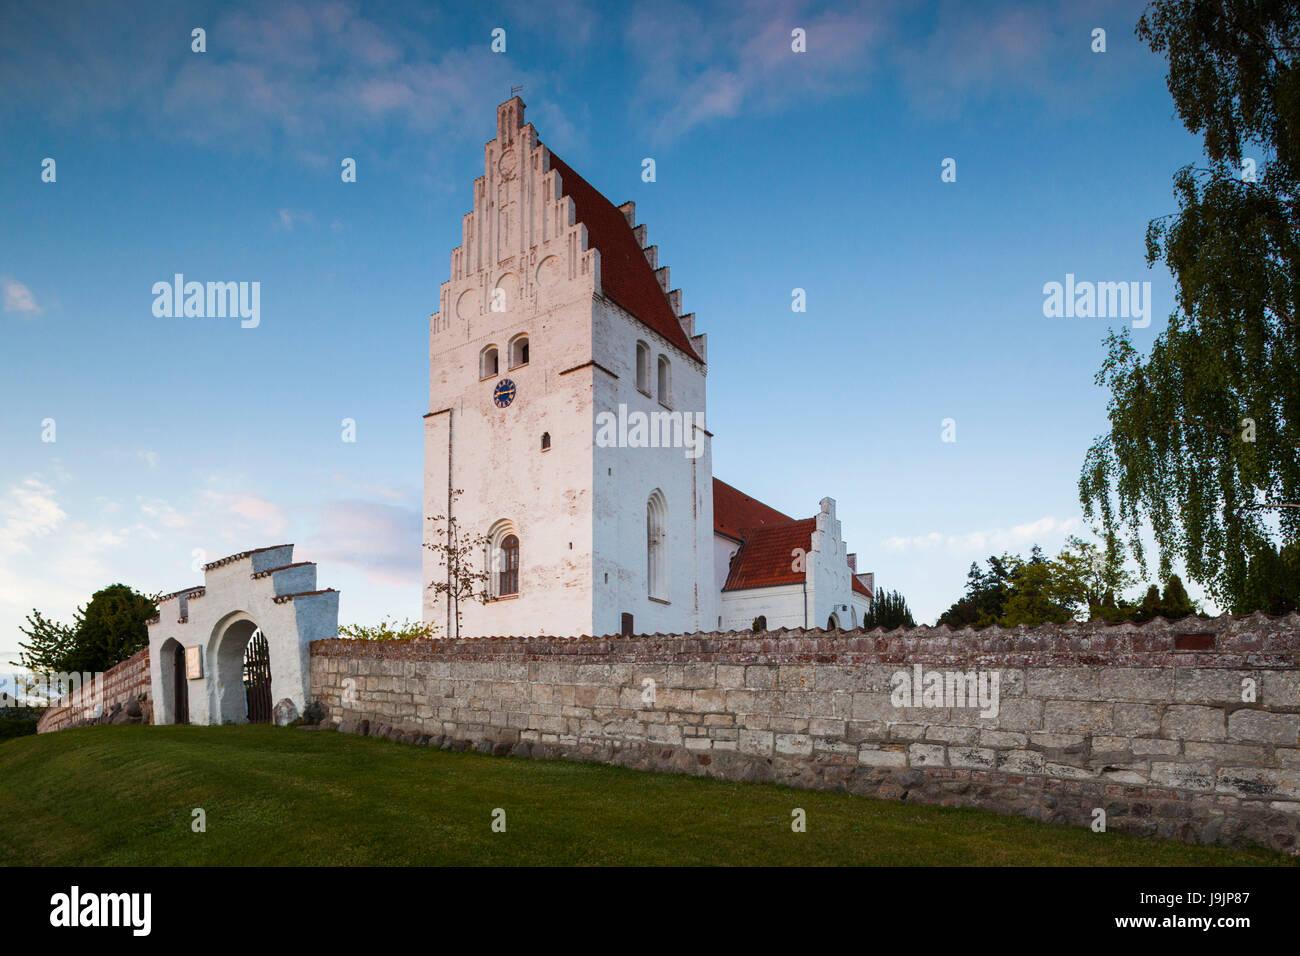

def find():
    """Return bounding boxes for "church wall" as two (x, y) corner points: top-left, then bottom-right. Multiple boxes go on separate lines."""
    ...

(312, 614), (1300, 855)
(713, 534), (739, 620)
(591, 295), (714, 636)
(720, 582), (808, 630)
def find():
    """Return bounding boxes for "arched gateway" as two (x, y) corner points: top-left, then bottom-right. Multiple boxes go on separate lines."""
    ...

(147, 545), (339, 726)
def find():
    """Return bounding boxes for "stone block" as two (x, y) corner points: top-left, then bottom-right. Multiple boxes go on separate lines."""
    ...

(1161, 705), (1226, 741)
(1228, 709), (1300, 745)
(1043, 700), (1112, 734)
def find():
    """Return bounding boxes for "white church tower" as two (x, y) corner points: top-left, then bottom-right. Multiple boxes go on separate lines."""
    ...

(423, 97), (715, 638)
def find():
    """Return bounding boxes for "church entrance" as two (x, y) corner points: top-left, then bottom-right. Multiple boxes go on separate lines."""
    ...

(212, 617), (275, 724)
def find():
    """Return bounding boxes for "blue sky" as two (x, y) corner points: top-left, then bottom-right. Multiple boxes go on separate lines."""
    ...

(0, 0), (1210, 661)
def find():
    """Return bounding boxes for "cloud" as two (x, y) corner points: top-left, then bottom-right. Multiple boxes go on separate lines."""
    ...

(2, 277), (43, 315)
(0, 478), (67, 558)
(882, 515), (1081, 554)
(276, 208), (313, 231)
(308, 498), (420, 586)
(200, 491), (290, 538)
(627, 0), (890, 141)
(0, 0), (532, 162)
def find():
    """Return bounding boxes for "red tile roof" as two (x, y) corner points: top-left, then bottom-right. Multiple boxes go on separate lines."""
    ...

(715, 478), (872, 598)
(723, 518), (816, 591)
(712, 478), (792, 541)
(548, 151), (702, 362)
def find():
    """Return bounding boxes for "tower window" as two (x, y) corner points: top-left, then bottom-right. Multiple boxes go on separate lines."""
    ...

(635, 341), (651, 394)
(508, 333), (529, 369)
(541, 432), (551, 451)
(647, 489), (668, 601)
(657, 355), (671, 408)
(499, 535), (519, 596)
(487, 520), (520, 598)
(480, 345), (499, 379)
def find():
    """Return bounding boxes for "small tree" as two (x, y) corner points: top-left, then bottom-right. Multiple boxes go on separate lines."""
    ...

(425, 490), (490, 639)
(862, 589), (916, 629)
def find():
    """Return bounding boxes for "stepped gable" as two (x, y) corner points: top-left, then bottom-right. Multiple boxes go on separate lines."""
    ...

(547, 150), (702, 363)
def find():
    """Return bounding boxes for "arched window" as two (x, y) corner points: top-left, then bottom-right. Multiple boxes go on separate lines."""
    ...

(499, 535), (519, 596)
(657, 355), (671, 407)
(487, 520), (520, 598)
(635, 341), (651, 394)
(540, 431), (551, 451)
(827, 614), (839, 630)
(647, 490), (668, 600)
(480, 345), (499, 379)
(508, 333), (529, 369)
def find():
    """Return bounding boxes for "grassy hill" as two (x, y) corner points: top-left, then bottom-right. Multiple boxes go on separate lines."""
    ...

(0, 725), (1292, 866)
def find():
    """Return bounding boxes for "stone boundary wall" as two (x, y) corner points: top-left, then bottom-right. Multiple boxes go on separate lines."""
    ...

(35, 647), (153, 733)
(311, 614), (1300, 854)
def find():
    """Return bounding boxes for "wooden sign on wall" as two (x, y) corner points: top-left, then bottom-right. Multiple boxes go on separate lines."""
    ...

(185, 645), (202, 680)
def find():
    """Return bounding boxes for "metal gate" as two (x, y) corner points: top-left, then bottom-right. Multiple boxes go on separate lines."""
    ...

(242, 628), (273, 723)
(173, 642), (189, 725)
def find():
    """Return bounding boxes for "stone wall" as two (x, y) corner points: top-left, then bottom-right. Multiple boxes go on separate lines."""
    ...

(310, 614), (1300, 854)
(35, 646), (153, 733)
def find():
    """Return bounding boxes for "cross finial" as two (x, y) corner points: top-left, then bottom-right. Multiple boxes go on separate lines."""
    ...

(511, 84), (524, 96)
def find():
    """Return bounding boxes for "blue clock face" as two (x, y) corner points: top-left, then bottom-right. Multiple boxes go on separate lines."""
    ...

(493, 378), (516, 408)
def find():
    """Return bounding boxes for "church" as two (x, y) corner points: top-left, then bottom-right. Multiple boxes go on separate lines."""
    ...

(421, 97), (874, 638)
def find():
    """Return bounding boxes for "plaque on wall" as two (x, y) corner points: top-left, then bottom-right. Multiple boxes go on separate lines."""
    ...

(185, 645), (203, 680)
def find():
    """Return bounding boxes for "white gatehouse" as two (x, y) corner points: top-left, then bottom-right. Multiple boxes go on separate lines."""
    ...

(146, 545), (338, 725)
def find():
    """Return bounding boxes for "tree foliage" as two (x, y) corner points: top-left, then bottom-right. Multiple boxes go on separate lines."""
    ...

(338, 617), (439, 641)
(13, 584), (157, 675)
(1080, 0), (1300, 609)
(861, 589), (916, 629)
(936, 538), (1193, 628)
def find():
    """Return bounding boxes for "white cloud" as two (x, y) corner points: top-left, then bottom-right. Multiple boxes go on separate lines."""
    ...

(308, 498), (420, 587)
(0, 478), (67, 558)
(276, 208), (314, 231)
(627, 0), (889, 141)
(882, 516), (1081, 554)
(200, 490), (290, 537)
(2, 277), (43, 315)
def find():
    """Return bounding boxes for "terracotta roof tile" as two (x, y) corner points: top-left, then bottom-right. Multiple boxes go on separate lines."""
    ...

(723, 518), (816, 591)
(548, 152), (702, 362)
(712, 478), (792, 541)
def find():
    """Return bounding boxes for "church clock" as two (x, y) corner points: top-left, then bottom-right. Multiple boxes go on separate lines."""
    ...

(493, 379), (516, 408)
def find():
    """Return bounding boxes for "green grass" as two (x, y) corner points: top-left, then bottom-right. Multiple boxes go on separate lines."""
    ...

(0, 725), (1291, 866)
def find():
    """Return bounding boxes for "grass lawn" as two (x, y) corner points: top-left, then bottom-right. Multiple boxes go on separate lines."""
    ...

(0, 725), (1292, 866)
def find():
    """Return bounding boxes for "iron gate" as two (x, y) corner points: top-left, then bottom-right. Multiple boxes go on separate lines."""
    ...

(173, 642), (189, 724)
(243, 628), (273, 723)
